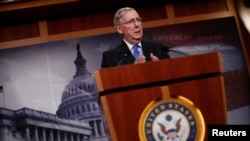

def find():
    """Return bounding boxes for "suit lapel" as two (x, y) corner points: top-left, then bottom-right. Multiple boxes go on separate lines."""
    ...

(116, 41), (135, 65)
(141, 42), (151, 61)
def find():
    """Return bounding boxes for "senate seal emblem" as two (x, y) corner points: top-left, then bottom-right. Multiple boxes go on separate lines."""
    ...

(139, 86), (205, 141)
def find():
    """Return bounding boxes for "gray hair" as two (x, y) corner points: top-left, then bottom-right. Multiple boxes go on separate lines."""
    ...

(113, 7), (135, 26)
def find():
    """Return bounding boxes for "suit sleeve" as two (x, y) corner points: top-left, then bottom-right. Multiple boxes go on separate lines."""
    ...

(148, 42), (170, 59)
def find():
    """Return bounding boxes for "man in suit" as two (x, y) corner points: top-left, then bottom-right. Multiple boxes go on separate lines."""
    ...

(101, 7), (170, 68)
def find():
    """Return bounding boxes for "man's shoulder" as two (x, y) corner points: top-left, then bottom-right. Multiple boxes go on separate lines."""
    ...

(142, 41), (170, 53)
(102, 47), (117, 56)
(103, 41), (127, 53)
(142, 41), (163, 46)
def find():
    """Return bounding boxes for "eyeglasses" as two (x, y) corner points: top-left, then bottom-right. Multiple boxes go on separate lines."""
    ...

(119, 17), (142, 26)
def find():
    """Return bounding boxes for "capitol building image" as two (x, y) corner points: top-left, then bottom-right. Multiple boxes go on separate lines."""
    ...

(0, 44), (109, 141)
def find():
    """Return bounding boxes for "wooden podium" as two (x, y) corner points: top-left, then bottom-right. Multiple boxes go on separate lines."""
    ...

(94, 52), (227, 141)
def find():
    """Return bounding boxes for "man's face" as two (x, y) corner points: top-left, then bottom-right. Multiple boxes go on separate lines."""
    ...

(117, 9), (143, 45)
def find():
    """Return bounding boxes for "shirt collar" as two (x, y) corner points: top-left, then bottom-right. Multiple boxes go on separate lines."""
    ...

(123, 39), (142, 50)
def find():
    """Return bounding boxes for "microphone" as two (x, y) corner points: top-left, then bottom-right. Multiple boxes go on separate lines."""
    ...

(117, 53), (128, 66)
(168, 48), (188, 56)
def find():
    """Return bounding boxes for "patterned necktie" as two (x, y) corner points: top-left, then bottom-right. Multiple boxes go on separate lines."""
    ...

(133, 44), (140, 59)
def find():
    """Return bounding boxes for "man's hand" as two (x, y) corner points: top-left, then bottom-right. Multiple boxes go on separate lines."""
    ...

(134, 53), (159, 64)
(134, 54), (146, 64)
(150, 53), (159, 62)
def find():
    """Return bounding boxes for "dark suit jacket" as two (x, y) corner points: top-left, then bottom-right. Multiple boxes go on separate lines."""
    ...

(101, 41), (170, 68)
